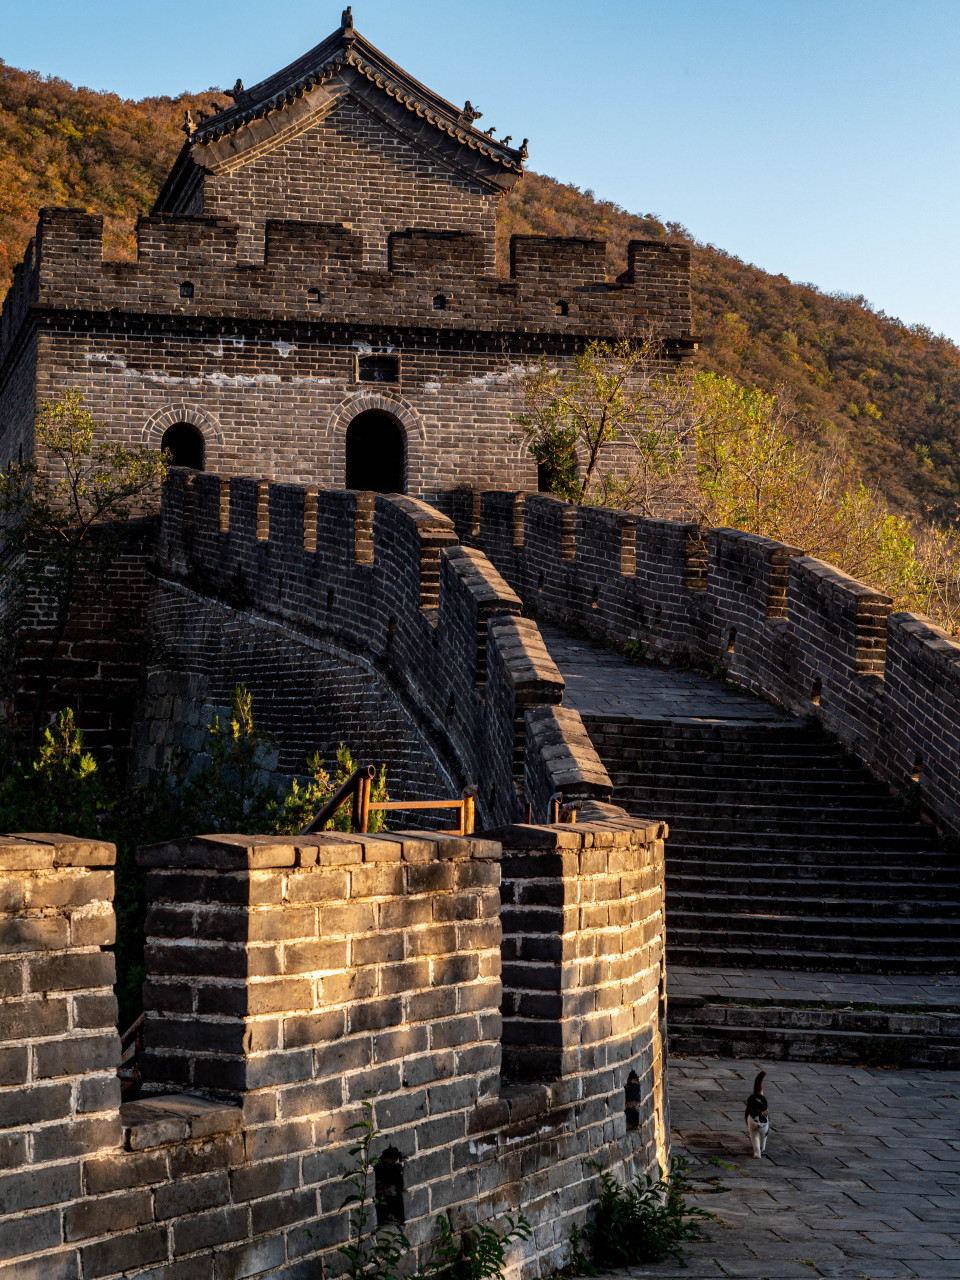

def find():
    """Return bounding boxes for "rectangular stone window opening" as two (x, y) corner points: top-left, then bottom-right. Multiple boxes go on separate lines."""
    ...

(357, 354), (400, 384)
(375, 1148), (405, 1224)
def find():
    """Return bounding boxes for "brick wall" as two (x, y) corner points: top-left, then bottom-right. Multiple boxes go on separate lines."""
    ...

(200, 96), (500, 270)
(136, 472), (612, 830)
(9, 519), (157, 766)
(0, 207), (691, 497)
(0, 820), (667, 1278)
(451, 491), (960, 834)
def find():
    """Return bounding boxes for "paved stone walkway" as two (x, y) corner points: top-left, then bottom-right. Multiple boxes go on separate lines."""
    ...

(671, 967), (960, 1010)
(541, 626), (793, 723)
(599, 1056), (960, 1280)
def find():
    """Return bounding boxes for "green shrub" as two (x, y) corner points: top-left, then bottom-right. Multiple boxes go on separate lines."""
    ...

(583, 1157), (715, 1267)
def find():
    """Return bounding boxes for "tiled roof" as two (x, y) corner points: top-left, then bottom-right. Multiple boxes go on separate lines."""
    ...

(186, 19), (526, 173)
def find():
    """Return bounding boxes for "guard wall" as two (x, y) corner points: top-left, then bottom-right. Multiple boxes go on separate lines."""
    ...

(137, 472), (612, 830)
(0, 820), (667, 1278)
(444, 491), (960, 834)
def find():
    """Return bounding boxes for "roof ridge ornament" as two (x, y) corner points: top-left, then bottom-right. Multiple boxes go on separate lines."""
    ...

(458, 100), (482, 125)
(226, 78), (248, 105)
(341, 6), (354, 29)
(182, 109), (196, 138)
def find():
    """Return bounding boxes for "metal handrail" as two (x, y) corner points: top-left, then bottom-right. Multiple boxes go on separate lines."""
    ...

(301, 769), (477, 835)
(300, 765), (376, 834)
(548, 791), (582, 824)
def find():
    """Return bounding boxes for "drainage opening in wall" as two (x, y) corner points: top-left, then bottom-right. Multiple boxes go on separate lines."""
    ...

(375, 1148), (405, 1225)
(625, 1071), (641, 1130)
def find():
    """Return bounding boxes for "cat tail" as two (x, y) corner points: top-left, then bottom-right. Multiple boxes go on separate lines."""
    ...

(753, 1070), (766, 1094)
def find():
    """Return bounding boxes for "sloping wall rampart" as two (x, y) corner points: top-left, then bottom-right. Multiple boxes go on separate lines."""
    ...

(442, 490), (960, 834)
(146, 472), (612, 829)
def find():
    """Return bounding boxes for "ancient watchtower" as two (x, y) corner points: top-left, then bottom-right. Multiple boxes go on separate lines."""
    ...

(0, 10), (693, 499)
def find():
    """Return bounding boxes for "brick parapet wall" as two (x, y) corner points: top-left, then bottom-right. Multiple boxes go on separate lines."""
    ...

(450, 490), (960, 833)
(0, 821), (666, 1278)
(148, 472), (610, 829)
(0, 210), (692, 364)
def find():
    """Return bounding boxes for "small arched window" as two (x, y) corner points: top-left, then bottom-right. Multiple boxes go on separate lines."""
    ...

(161, 423), (204, 470)
(307, 287), (322, 305)
(433, 294), (447, 311)
(179, 281), (194, 299)
(555, 300), (569, 316)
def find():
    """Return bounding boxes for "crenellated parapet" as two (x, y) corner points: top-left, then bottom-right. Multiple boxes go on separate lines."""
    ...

(442, 490), (960, 835)
(0, 207), (692, 368)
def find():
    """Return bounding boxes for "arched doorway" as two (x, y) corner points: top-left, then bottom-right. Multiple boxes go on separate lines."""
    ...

(161, 422), (205, 469)
(345, 410), (405, 493)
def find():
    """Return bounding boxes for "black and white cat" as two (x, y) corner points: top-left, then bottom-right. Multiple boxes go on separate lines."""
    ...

(744, 1070), (770, 1158)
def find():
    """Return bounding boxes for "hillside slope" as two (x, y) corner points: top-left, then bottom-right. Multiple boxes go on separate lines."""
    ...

(2, 60), (958, 521)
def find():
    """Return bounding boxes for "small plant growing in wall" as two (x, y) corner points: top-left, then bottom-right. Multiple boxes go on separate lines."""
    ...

(335, 1099), (531, 1280)
(338, 1101), (410, 1280)
(577, 1157), (716, 1268)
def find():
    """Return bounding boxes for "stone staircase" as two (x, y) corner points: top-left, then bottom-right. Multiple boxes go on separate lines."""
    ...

(541, 626), (960, 1066)
(582, 716), (960, 976)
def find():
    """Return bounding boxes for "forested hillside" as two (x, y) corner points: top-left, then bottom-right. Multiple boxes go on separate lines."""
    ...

(2, 58), (959, 522)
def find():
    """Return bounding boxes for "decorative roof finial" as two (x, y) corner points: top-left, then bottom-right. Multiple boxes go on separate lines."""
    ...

(226, 78), (245, 102)
(341, 6), (354, 28)
(501, 136), (512, 147)
(182, 109), (196, 137)
(519, 138), (529, 160)
(459, 100), (482, 125)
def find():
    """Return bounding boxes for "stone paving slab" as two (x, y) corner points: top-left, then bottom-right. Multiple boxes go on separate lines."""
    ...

(540, 626), (795, 723)
(671, 966), (960, 1010)
(590, 1056), (960, 1280)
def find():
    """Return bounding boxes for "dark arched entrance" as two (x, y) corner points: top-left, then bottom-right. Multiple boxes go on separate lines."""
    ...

(345, 410), (405, 493)
(161, 422), (205, 469)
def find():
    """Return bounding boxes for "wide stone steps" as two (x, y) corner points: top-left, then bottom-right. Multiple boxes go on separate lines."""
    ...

(668, 941), (957, 975)
(657, 817), (932, 846)
(668, 888), (960, 918)
(668, 995), (960, 1069)
(666, 842), (951, 869)
(670, 869), (959, 897)
(581, 711), (958, 974)
(670, 910), (955, 947)
(610, 779), (898, 805)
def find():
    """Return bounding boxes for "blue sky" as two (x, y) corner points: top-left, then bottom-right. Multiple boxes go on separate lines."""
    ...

(5, 0), (960, 341)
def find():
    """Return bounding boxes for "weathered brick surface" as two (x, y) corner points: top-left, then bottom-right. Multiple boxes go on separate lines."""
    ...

(0, 821), (666, 1279)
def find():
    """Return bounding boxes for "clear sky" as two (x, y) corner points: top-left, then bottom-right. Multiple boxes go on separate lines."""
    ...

(4, 0), (960, 341)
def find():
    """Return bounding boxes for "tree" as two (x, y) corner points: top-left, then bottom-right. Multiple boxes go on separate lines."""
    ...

(0, 390), (168, 745)
(514, 337), (695, 511)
